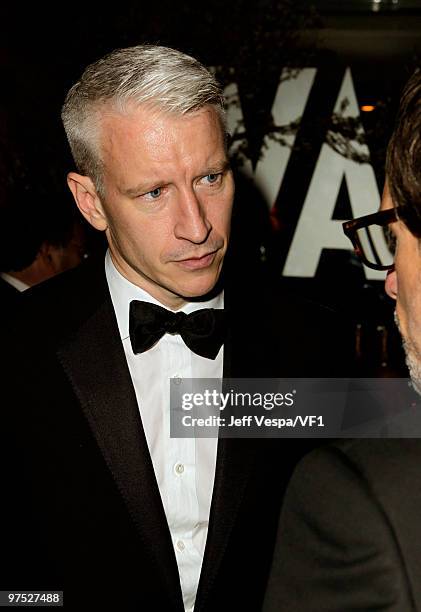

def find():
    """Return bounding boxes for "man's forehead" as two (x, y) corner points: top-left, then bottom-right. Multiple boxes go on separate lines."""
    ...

(99, 103), (226, 164)
(100, 102), (223, 133)
(97, 103), (228, 194)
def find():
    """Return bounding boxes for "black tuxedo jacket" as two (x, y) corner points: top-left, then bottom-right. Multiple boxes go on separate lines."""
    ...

(0, 276), (21, 317)
(263, 438), (421, 612)
(1, 257), (349, 611)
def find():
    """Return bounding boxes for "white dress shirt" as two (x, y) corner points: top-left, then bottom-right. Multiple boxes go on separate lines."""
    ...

(105, 252), (222, 611)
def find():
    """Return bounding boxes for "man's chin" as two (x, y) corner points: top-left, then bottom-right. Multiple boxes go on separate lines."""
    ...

(395, 311), (421, 396)
(178, 278), (223, 303)
(174, 266), (224, 302)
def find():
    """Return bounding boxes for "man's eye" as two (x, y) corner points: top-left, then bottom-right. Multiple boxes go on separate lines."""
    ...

(146, 187), (162, 199)
(203, 173), (222, 185)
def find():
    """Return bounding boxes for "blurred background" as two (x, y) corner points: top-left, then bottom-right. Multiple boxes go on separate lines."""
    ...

(1, 0), (420, 374)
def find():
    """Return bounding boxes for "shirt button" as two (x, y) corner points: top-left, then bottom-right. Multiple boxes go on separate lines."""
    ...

(176, 540), (185, 552)
(174, 462), (185, 475)
(172, 374), (182, 385)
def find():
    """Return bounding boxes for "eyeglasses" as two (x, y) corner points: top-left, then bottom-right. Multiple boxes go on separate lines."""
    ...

(342, 207), (403, 271)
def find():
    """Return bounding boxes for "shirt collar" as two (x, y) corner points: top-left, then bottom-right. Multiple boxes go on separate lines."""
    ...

(105, 250), (224, 340)
(0, 272), (30, 292)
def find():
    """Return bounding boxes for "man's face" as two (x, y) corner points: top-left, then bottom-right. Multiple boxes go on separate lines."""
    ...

(383, 183), (421, 390)
(79, 104), (234, 309)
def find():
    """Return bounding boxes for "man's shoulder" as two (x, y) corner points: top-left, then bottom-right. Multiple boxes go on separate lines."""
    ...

(224, 274), (354, 377)
(11, 256), (108, 342)
(293, 438), (421, 508)
(333, 437), (421, 488)
(26, 255), (105, 301)
(298, 437), (421, 472)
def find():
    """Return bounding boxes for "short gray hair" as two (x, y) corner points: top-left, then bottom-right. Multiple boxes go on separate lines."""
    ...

(61, 45), (226, 195)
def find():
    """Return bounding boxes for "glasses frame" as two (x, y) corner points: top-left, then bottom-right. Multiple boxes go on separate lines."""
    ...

(342, 207), (403, 271)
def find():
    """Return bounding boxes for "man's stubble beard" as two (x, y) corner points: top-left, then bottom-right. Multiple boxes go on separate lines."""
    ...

(394, 310), (421, 395)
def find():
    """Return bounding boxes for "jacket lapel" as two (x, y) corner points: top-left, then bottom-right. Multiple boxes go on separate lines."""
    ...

(195, 435), (257, 610)
(194, 289), (259, 610)
(57, 277), (183, 607)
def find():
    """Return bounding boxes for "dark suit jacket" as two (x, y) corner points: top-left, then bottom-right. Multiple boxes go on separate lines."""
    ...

(0, 276), (21, 316)
(1, 257), (350, 611)
(263, 439), (421, 612)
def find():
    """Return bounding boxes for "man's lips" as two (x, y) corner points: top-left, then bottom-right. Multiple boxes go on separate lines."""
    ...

(175, 250), (218, 270)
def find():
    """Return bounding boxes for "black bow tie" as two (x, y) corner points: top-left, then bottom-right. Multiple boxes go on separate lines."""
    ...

(129, 300), (226, 359)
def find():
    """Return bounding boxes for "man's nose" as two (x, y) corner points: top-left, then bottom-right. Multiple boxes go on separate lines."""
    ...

(385, 268), (398, 300)
(174, 189), (211, 244)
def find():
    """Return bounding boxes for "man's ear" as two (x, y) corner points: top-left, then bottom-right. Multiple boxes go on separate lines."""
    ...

(67, 172), (108, 231)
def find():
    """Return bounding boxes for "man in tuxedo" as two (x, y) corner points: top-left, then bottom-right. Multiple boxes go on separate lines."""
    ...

(263, 69), (421, 611)
(3, 45), (348, 611)
(2, 45), (276, 612)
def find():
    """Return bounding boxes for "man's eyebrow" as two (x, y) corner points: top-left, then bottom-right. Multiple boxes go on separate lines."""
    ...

(120, 160), (231, 197)
(205, 159), (231, 173)
(120, 181), (162, 198)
